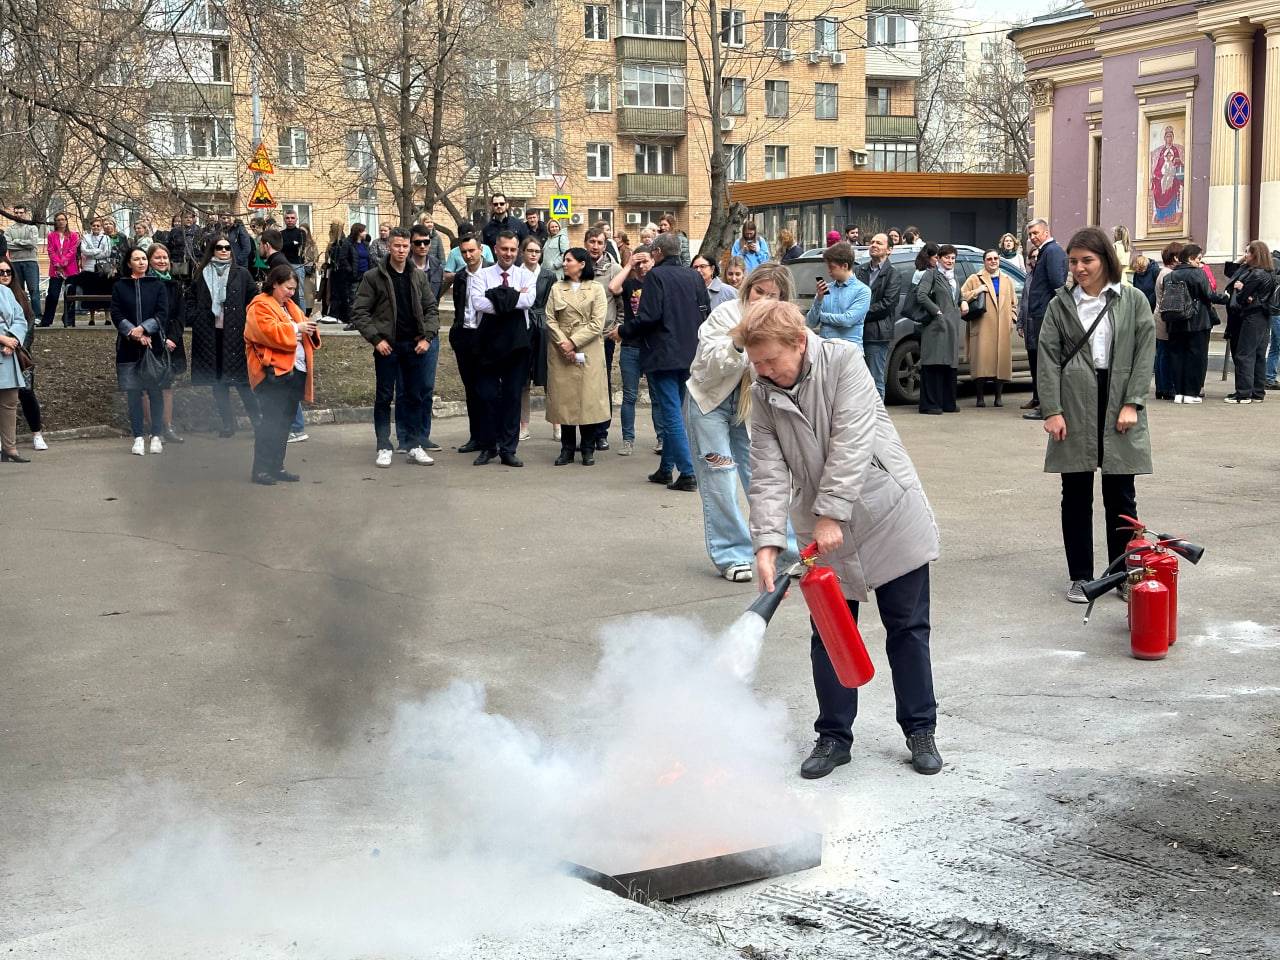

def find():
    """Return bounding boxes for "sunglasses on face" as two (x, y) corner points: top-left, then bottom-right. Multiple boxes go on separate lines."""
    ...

(412, 239), (429, 246)
(0, 269), (12, 276)
(213, 244), (231, 251)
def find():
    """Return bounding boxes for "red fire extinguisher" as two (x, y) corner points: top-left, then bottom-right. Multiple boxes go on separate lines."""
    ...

(798, 543), (875, 688)
(1128, 571), (1170, 661)
(1120, 515), (1185, 646)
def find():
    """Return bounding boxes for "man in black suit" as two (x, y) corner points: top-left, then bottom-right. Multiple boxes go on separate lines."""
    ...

(480, 193), (528, 251)
(467, 230), (535, 466)
(854, 232), (902, 400)
(614, 232), (709, 491)
(1024, 218), (1069, 420)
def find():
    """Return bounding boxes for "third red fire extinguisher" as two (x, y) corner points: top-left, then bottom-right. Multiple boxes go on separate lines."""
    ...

(799, 543), (875, 688)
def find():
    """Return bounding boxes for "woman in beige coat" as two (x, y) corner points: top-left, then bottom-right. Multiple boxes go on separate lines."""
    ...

(545, 247), (610, 465)
(960, 249), (1015, 407)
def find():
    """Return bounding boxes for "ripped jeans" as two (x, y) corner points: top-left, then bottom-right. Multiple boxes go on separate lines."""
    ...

(685, 388), (754, 572)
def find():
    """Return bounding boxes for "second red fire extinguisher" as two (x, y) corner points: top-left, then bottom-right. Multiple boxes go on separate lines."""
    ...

(798, 543), (876, 688)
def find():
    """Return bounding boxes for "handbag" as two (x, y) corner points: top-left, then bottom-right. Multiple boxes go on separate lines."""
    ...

(135, 329), (172, 388)
(966, 290), (988, 320)
(14, 344), (34, 373)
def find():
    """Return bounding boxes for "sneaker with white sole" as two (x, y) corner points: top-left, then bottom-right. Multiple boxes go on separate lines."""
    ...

(722, 563), (753, 583)
(149, 436), (163, 454)
(287, 431), (309, 443)
(32, 433), (48, 451)
(375, 448), (394, 468)
(1173, 395), (1185, 403)
(1185, 395), (1202, 404)
(406, 446), (434, 465)
(653, 439), (664, 455)
(1066, 579), (1088, 604)
(618, 439), (634, 456)
(1224, 394), (1252, 404)
(519, 427), (531, 441)
(131, 437), (146, 456)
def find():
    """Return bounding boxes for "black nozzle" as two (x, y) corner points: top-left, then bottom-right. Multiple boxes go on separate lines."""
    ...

(1083, 570), (1129, 603)
(746, 573), (792, 624)
(1162, 539), (1205, 565)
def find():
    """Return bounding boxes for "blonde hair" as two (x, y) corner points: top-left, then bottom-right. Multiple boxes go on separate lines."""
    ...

(731, 299), (808, 350)
(732, 263), (796, 423)
(778, 228), (795, 249)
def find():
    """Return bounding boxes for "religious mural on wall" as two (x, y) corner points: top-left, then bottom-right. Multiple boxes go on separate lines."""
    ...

(1148, 117), (1186, 233)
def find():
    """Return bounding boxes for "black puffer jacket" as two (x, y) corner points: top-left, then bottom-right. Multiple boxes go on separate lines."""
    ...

(187, 263), (257, 385)
(1167, 264), (1227, 333)
(1223, 261), (1275, 339)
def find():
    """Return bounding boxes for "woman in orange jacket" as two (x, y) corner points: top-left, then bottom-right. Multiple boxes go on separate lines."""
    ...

(244, 265), (320, 485)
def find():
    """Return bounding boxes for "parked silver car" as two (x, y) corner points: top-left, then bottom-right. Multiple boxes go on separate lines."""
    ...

(787, 246), (1030, 405)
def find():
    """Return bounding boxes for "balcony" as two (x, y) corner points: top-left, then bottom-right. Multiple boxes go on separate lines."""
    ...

(615, 36), (685, 63)
(617, 107), (687, 137)
(146, 159), (238, 193)
(865, 114), (918, 140)
(618, 173), (688, 204)
(867, 0), (920, 12)
(865, 46), (922, 79)
(150, 81), (233, 112)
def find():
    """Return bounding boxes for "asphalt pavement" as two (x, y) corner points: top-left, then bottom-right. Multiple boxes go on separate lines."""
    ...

(1, 381), (1277, 958)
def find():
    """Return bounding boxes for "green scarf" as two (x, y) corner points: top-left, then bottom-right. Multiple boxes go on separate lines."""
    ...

(148, 268), (172, 281)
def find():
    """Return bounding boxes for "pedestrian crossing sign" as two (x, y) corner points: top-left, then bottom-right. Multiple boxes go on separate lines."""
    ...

(550, 195), (572, 219)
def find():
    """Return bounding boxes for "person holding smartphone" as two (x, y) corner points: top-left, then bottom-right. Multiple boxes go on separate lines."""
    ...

(806, 242), (871, 346)
(732, 221), (771, 271)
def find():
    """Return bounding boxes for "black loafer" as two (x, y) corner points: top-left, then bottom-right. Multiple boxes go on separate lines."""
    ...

(906, 729), (943, 775)
(648, 469), (673, 485)
(458, 440), (479, 453)
(250, 472), (277, 485)
(554, 449), (575, 466)
(595, 437), (609, 451)
(275, 470), (301, 482)
(800, 737), (851, 779)
(667, 474), (697, 492)
(499, 453), (523, 467)
(580, 450), (595, 466)
(473, 450), (497, 465)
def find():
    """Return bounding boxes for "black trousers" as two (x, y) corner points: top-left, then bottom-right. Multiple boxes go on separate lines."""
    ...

(601, 336), (616, 437)
(1027, 343), (1040, 405)
(18, 387), (41, 432)
(1233, 313), (1269, 399)
(560, 422), (607, 452)
(41, 275), (74, 327)
(1059, 369), (1137, 581)
(251, 369), (304, 477)
(1168, 329), (1211, 396)
(811, 564), (937, 745)
(919, 364), (957, 413)
(474, 348), (530, 455)
(450, 325), (482, 445)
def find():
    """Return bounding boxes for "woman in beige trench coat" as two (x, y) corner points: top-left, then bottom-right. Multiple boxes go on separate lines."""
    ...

(959, 249), (1015, 407)
(545, 247), (610, 465)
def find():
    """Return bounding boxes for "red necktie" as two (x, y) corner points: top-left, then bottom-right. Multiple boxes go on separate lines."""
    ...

(501, 271), (509, 287)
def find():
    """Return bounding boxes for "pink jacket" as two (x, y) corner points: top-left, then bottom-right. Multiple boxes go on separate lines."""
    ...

(47, 231), (80, 278)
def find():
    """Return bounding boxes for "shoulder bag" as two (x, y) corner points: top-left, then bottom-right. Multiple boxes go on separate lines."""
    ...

(2, 324), (33, 373)
(966, 290), (988, 320)
(1059, 291), (1118, 371)
(135, 330), (172, 388)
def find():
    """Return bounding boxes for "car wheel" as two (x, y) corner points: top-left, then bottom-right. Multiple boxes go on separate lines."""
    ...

(886, 338), (921, 406)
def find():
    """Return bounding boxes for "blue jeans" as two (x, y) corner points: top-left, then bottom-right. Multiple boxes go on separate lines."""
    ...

(1154, 339), (1175, 396)
(375, 342), (427, 450)
(291, 265), (306, 310)
(11, 261), (40, 313)
(685, 390), (753, 571)
(648, 369), (693, 476)
(1267, 314), (1280, 383)
(863, 341), (889, 400)
(291, 403), (305, 433)
(396, 337), (439, 447)
(619, 345), (661, 443)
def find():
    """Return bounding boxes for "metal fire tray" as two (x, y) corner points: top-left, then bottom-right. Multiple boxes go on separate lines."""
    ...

(563, 831), (822, 901)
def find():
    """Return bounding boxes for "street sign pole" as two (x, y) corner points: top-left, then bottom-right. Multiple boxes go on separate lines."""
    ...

(1223, 91), (1251, 380)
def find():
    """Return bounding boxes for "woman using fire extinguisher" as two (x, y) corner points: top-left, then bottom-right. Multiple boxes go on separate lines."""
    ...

(1037, 226), (1155, 605)
(737, 299), (944, 779)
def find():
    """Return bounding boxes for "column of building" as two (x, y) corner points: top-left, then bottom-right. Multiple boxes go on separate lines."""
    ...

(1029, 79), (1055, 224)
(1258, 21), (1280, 248)
(1205, 25), (1254, 258)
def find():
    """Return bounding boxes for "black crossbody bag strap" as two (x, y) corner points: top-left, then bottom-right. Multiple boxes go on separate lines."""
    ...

(1059, 291), (1117, 372)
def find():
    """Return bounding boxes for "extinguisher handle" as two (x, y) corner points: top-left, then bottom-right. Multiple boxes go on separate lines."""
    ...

(800, 542), (820, 562)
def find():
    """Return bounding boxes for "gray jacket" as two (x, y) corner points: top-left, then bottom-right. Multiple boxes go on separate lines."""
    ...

(914, 267), (963, 367)
(748, 333), (940, 601)
(6, 222), (40, 262)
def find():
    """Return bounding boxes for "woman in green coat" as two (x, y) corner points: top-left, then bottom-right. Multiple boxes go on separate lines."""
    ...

(1037, 226), (1155, 604)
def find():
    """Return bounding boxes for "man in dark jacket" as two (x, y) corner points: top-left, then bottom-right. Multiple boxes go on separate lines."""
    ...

(615, 232), (709, 491)
(352, 226), (440, 467)
(1024, 218), (1068, 419)
(450, 235), (487, 454)
(854, 232), (902, 400)
(398, 223), (445, 451)
(220, 212), (254, 269)
(480, 193), (528, 251)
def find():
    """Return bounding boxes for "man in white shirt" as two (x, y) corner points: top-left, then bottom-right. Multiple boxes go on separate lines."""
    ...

(468, 230), (536, 466)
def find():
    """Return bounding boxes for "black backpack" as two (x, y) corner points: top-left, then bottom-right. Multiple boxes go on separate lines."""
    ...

(1160, 277), (1197, 333)
(1269, 271), (1280, 314)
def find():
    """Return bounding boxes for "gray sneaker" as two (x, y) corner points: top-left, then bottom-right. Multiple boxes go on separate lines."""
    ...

(618, 439), (634, 456)
(1066, 579), (1089, 604)
(906, 729), (943, 775)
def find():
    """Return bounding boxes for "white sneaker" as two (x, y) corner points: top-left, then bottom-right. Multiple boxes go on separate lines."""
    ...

(406, 446), (434, 465)
(1185, 395), (1202, 404)
(32, 433), (47, 451)
(131, 437), (146, 456)
(287, 431), (309, 443)
(375, 448), (394, 468)
(519, 427), (531, 441)
(150, 436), (163, 454)
(618, 439), (635, 456)
(1173, 395), (1184, 403)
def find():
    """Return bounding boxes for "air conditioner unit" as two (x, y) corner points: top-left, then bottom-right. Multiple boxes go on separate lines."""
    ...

(720, 116), (736, 132)
(511, 207), (525, 218)
(778, 48), (795, 63)
(831, 51), (847, 65)
(851, 149), (869, 166)
(808, 51), (822, 64)
(358, 185), (377, 201)
(569, 212), (583, 225)
(625, 212), (643, 225)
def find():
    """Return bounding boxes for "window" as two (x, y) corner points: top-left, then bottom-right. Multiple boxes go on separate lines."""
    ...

(277, 126), (309, 166)
(532, 70), (557, 109)
(154, 116), (231, 158)
(814, 146), (837, 174)
(585, 4), (608, 40)
(345, 129), (374, 172)
(764, 80), (788, 118)
(493, 59), (529, 98)
(815, 82), (837, 120)
(279, 52), (306, 93)
(725, 144), (746, 182)
(634, 143), (675, 174)
(347, 204), (378, 233)
(586, 141), (612, 179)
(721, 77), (745, 116)
(585, 74), (612, 112)
(342, 54), (367, 98)
(211, 41), (230, 82)
(868, 141), (918, 172)
(763, 12), (788, 49)
(866, 14), (917, 49)
(867, 85), (890, 116)
(588, 208), (614, 228)
(814, 17), (837, 52)
(719, 8), (744, 46)
(620, 0), (682, 37)
(763, 144), (788, 179)
(533, 141), (560, 178)
(498, 134), (532, 170)
(621, 64), (685, 109)
(280, 202), (313, 227)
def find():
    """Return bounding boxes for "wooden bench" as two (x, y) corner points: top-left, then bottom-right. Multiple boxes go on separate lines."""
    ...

(65, 293), (113, 324)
